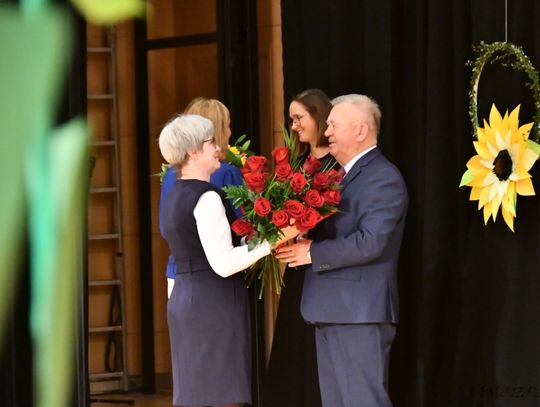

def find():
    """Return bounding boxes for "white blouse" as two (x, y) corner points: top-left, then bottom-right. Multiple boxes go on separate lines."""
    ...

(193, 190), (271, 277)
(167, 191), (271, 297)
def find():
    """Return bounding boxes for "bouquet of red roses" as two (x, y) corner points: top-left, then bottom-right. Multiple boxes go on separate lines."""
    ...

(223, 129), (342, 297)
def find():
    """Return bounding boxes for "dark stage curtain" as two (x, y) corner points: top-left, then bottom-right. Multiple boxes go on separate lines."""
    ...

(281, 1), (540, 406)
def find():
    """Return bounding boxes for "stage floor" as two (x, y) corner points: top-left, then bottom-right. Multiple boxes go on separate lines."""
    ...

(91, 392), (171, 407)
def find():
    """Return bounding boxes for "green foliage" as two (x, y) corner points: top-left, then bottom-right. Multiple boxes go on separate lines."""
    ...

(263, 178), (294, 207)
(247, 255), (282, 299)
(282, 126), (300, 170)
(223, 184), (252, 208)
(468, 41), (540, 142)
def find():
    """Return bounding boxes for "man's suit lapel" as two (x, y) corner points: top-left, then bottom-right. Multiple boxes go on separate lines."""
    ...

(341, 147), (381, 189)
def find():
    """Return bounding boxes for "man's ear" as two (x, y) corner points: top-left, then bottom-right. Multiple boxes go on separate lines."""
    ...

(357, 122), (369, 142)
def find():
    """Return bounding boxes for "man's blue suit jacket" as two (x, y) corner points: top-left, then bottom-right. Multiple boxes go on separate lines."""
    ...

(301, 147), (408, 324)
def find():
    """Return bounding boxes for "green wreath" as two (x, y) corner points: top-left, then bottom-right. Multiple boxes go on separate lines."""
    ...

(468, 41), (540, 143)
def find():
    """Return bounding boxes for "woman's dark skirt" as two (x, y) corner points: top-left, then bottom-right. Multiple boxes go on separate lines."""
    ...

(168, 270), (251, 406)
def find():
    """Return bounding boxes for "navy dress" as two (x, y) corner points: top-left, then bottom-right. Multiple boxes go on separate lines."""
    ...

(162, 179), (251, 406)
(263, 153), (338, 407)
(159, 162), (243, 279)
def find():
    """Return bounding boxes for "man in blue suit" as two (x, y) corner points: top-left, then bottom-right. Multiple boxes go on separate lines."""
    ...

(276, 94), (408, 407)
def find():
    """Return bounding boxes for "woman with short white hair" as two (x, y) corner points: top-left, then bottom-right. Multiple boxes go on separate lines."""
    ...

(159, 114), (296, 407)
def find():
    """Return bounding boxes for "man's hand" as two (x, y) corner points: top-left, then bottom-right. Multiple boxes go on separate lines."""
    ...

(275, 238), (313, 267)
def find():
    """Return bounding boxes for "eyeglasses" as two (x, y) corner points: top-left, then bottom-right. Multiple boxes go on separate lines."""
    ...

(290, 114), (305, 126)
(202, 137), (217, 146)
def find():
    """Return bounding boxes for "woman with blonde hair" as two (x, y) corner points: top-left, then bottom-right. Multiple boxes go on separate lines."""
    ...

(159, 98), (244, 297)
(184, 97), (232, 154)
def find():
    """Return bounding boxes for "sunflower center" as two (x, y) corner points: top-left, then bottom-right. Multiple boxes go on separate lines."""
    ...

(492, 149), (513, 181)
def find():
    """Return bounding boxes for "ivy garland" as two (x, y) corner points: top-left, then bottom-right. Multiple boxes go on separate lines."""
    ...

(467, 41), (540, 143)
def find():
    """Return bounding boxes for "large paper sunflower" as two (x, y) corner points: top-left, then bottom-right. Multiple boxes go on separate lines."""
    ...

(460, 104), (540, 231)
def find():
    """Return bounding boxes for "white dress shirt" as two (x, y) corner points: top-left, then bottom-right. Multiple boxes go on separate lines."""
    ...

(343, 145), (377, 175)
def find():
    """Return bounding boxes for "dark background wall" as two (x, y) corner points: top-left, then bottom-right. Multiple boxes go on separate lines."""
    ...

(282, 1), (540, 406)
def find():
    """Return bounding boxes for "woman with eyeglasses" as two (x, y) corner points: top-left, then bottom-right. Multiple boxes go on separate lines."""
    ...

(159, 98), (244, 298)
(160, 114), (297, 407)
(263, 89), (338, 407)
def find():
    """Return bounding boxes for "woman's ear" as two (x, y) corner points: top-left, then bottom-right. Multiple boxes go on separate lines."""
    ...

(186, 149), (198, 160)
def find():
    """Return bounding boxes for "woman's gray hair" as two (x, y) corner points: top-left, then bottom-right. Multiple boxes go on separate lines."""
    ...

(158, 114), (214, 166)
(331, 94), (381, 134)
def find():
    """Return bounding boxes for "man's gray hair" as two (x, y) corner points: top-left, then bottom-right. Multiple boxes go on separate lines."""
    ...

(159, 114), (214, 166)
(331, 94), (381, 134)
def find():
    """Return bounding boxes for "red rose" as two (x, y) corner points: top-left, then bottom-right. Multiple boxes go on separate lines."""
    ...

(303, 189), (324, 208)
(271, 210), (289, 228)
(283, 199), (306, 220)
(272, 147), (290, 164)
(231, 218), (254, 238)
(242, 155), (267, 173)
(254, 197), (272, 217)
(297, 207), (322, 231)
(327, 167), (345, 183)
(244, 172), (267, 193)
(275, 162), (293, 181)
(290, 172), (307, 193)
(302, 155), (322, 175)
(322, 189), (341, 205)
(312, 172), (330, 190)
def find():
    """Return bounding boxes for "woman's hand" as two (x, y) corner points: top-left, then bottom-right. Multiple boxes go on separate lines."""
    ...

(271, 226), (300, 249)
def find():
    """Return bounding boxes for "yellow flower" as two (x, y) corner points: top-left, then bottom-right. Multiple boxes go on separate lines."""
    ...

(460, 104), (540, 231)
(228, 144), (248, 165)
(229, 145), (240, 155)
